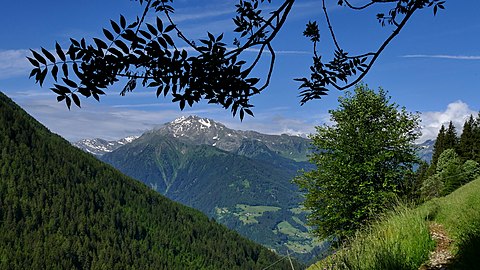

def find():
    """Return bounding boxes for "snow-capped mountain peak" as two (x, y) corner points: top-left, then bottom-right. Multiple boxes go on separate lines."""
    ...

(163, 115), (226, 138)
(73, 135), (139, 156)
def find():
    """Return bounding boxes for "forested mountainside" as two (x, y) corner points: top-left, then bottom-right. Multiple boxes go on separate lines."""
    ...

(100, 117), (325, 263)
(0, 92), (301, 269)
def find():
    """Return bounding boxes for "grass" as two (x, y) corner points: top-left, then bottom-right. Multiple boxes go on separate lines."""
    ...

(234, 204), (280, 224)
(276, 221), (309, 238)
(427, 177), (480, 269)
(275, 221), (320, 254)
(308, 177), (480, 270)
(290, 207), (307, 215)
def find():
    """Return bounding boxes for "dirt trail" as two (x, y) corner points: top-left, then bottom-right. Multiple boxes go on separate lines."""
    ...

(419, 223), (454, 270)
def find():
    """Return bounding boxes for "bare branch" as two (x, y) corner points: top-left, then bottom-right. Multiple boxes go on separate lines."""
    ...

(343, 0), (398, 10)
(136, 0), (153, 35)
(323, 0), (341, 51)
(258, 43), (276, 92)
(331, 5), (418, 90)
(225, 0), (294, 59)
(160, 2), (199, 52)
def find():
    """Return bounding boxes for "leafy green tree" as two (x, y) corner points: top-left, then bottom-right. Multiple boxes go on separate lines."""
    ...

(462, 159), (480, 184)
(420, 174), (444, 200)
(28, 0), (446, 118)
(435, 148), (462, 195)
(409, 160), (429, 201)
(294, 84), (420, 240)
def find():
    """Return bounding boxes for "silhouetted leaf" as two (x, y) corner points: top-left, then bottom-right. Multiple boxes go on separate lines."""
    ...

(72, 93), (81, 107)
(155, 17), (163, 33)
(31, 50), (46, 65)
(163, 34), (174, 46)
(139, 30), (152, 40)
(70, 38), (80, 47)
(62, 63), (69, 78)
(65, 95), (72, 109)
(42, 48), (56, 63)
(114, 40), (129, 54)
(51, 65), (59, 81)
(111, 20), (121, 34)
(27, 57), (39, 67)
(54, 84), (71, 94)
(39, 68), (48, 86)
(164, 24), (175, 32)
(108, 47), (124, 58)
(120, 15), (126, 29)
(56, 95), (66, 102)
(103, 28), (115, 41)
(29, 68), (39, 78)
(93, 38), (108, 50)
(147, 23), (158, 36)
(55, 42), (66, 61)
(244, 108), (254, 117)
(62, 78), (78, 88)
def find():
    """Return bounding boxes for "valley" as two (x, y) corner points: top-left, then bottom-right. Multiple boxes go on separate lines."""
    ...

(90, 116), (323, 263)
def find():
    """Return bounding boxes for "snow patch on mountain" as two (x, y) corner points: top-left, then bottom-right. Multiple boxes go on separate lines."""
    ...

(73, 136), (139, 156)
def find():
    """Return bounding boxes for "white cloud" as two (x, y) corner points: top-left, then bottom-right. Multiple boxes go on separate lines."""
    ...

(8, 93), (178, 141)
(166, 6), (233, 23)
(220, 110), (329, 137)
(419, 100), (477, 142)
(402, 54), (480, 60)
(0, 49), (31, 79)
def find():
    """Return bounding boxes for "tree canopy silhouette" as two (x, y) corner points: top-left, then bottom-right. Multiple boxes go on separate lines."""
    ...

(28, 0), (445, 119)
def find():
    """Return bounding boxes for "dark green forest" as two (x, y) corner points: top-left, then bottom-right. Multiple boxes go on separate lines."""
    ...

(0, 91), (300, 269)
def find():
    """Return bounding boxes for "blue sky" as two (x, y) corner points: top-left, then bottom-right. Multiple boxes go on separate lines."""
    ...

(0, 0), (479, 142)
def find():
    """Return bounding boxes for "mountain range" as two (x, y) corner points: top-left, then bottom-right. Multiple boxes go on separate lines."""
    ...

(76, 115), (311, 161)
(74, 116), (435, 163)
(0, 92), (300, 269)
(93, 116), (324, 263)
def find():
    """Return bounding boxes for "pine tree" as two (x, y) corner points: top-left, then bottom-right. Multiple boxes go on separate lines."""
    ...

(458, 115), (476, 161)
(473, 113), (480, 162)
(444, 121), (458, 150)
(428, 125), (446, 176)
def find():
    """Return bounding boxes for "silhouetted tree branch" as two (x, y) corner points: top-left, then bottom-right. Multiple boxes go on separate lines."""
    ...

(28, 0), (446, 119)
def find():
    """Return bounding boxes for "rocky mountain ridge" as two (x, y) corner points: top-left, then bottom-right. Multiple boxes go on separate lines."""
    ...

(74, 115), (312, 161)
(73, 136), (139, 156)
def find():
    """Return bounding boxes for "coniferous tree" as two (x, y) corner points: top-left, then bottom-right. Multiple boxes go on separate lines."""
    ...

(444, 121), (458, 150)
(458, 115), (476, 161)
(428, 125), (446, 176)
(473, 113), (480, 162)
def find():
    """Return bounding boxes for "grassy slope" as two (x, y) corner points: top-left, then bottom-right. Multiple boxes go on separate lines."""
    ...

(308, 177), (480, 270)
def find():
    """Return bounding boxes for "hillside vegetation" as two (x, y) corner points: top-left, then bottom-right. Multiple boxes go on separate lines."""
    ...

(309, 177), (480, 270)
(0, 92), (300, 269)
